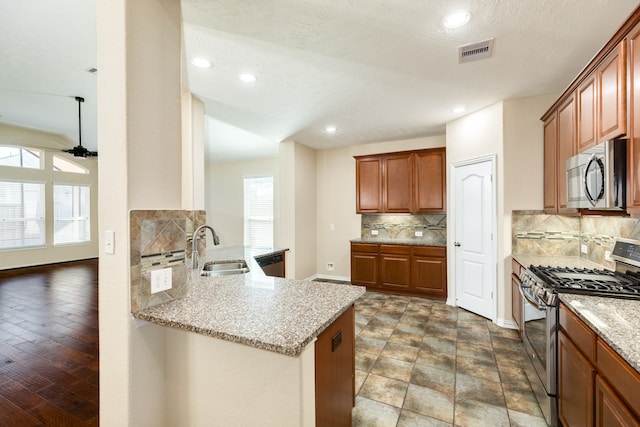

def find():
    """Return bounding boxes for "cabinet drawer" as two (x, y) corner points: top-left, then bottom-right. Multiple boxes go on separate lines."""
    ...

(597, 339), (640, 419)
(560, 304), (597, 364)
(511, 258), (524, 277)
(351, 243), (378, 253)
(412, 246), (445, 258)
(379, 244), (411, 255)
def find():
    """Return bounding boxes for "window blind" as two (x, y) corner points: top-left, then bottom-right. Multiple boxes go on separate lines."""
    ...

(243, 176), (273, 248)
(54, 184), (90, 245)
(0, 181), (45, 249)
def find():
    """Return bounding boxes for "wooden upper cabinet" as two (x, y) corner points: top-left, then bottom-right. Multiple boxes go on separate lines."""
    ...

(597, 41), (627, 142)
(544, 114), (558, 213)
(383, 153), (413, 213)
(355, 156), (383, 213)
(627, 23), (640, 216)
(355, 148), (446, 214)
(577, 73), (597, 151)
(414, 148), (446, 213)
(557, 95), (579, 214)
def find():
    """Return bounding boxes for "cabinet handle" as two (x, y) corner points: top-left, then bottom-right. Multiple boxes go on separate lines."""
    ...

(454, 242), (461, 247)
(331, 330), (343, 352)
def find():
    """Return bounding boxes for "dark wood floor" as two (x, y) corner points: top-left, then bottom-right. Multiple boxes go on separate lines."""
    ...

(0, 259), (99, 427)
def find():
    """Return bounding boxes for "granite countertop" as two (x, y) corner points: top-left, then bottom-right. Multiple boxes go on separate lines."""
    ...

(133, 246), (365, 357)
(351, 237), (446, 247)
(559, 294), (640, 373)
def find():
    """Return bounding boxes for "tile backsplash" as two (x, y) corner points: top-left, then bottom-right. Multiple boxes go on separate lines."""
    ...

(512, 210), (640, 268)
(361, 214), (446, 244)
(130, 209), (205, 312)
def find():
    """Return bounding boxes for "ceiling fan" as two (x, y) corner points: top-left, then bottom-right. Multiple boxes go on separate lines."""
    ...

(62, 96), (97, 157)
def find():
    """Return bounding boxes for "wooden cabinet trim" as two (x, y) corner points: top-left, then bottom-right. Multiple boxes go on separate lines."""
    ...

(597, 339), (640, 419)
(411, 246), (445, 257)
(558, 330), (596, 427)
(379, 244), (412, 255)
(595, 375), (640, 427)
(351, 243), (379, 253)
(560, 303), (597, 364)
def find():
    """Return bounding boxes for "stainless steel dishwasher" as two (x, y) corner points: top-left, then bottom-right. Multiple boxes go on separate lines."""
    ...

(255, 252), (285, 277)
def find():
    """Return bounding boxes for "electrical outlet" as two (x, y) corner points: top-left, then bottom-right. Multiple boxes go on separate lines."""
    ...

(581, 244), (588, 254)
(415, 230), (423, 237)
(327, 262), (335, 271)
(371, 229), (379, 236)
(151, 268), (172, 293)
(605, 250), (612, 261)
(329, 223), (335, 231)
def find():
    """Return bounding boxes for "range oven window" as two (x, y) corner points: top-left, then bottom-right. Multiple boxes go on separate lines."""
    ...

(523, 302), (548, 368)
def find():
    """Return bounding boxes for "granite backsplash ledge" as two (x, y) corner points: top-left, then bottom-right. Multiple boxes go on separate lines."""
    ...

(361, 214), (446, 245)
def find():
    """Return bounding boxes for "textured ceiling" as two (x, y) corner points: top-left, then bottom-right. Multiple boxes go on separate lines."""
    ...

(0, 1), (639, 162)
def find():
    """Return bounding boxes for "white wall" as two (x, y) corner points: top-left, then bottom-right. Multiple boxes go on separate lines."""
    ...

(0, 124), (99, 270)
(97, 0), (182, 425)
(445, 94), (557, 326)
(205, 157), (279, 246)
(315, 136), (446, 279)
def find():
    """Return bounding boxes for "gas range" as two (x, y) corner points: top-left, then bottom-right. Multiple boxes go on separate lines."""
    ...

(520, 238), (640, 306)
(527, 265), (640, 300)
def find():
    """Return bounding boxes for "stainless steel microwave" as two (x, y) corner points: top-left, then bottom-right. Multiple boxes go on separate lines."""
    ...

(566, 139), (626, 210)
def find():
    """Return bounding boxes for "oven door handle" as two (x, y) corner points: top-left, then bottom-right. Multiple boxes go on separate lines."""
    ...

(518, 283), (548, 311)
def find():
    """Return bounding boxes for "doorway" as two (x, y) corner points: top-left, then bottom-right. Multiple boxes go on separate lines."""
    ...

(452, 155), (496, 321)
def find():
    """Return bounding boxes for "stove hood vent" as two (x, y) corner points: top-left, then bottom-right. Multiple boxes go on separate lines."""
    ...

(458, 38), (494, 63)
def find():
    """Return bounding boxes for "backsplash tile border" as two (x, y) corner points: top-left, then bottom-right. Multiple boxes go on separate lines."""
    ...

(361, 214), (447, 245)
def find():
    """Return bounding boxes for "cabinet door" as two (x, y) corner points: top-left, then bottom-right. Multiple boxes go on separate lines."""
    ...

(557, 96), (579, 214)
(413, 148), (446, 213)
(578, 74), (597, 151)
(412, 256), (446, 299)
(355, 157), (382, 213)
(351, 243), (379, 287)
(315, 305), (355, 427)
(595, 375), (640, 427)
(544, 114), (559, 213)
(627, 23), (640, 215)
(383, 153), (413, 213)
(379, 245), (411, 291)
(597, 41), (627, 142)
(558, 330), (595, 427)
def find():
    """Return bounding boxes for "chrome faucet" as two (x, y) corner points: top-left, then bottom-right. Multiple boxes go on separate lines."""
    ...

(191, 225), (220, 269)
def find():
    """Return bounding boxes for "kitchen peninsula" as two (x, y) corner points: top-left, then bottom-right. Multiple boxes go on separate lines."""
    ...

(133, 246), (365, 426)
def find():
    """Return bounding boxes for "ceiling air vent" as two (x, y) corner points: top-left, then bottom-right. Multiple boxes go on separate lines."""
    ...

(458, 38), (494, 64)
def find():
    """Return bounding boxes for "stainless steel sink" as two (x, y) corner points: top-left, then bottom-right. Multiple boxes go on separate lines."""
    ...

(200, 260), (250, 277)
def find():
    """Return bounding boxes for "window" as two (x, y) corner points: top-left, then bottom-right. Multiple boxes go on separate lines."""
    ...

(0, 146), (41, 169)
(53, 155), (88, 174)
(54, 184), (90, 245)
(243, 176), (273, 247)
(0, 181), (45, 249)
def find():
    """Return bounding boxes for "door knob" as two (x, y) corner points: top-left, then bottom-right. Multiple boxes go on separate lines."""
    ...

(454, 242), (461, 247)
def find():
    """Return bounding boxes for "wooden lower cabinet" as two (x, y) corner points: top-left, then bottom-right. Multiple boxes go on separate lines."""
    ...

(379, 245), (411, 291)
(350, 242), (446, 299)
(351, 243), (379, 287)
(315, 305), (355, 427)
(595, 375), (640, 427)
(559, 304), (640, 427)
(559, 329), (595, 427)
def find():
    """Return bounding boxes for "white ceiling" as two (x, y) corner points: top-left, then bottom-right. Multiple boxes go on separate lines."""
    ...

(1, 1), (639, 162)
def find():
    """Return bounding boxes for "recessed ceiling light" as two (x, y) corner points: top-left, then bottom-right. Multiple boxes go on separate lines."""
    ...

(325, 126), (337, 134)
(452, 106), (466, 114)
(239, 73), (257, 83)
(191, 57), (213, 68)
(444, 11), (470, 29)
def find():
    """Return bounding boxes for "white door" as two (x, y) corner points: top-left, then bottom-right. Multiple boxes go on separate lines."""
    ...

(453, 157), (495, 320)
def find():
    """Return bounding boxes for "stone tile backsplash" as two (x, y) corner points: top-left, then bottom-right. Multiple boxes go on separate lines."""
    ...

(512, 210), (640, 268)
(130, 209), (206, 312)
(361, 214), (446, 244)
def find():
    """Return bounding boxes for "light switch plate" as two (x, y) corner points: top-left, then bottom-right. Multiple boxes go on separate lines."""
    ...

(104, 230), (115, 254)
(151, 268), (172, 293)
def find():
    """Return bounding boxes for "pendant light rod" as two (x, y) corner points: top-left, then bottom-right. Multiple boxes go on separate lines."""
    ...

(75, 96), (84, 147)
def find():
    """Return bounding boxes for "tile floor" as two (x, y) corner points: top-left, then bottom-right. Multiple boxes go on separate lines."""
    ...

(352, 291), (548, 427)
